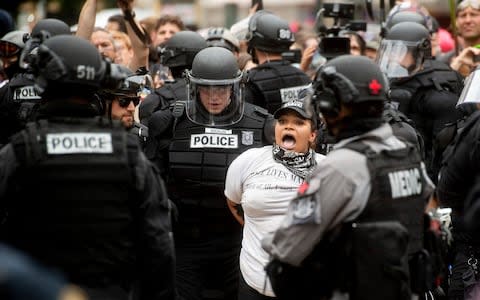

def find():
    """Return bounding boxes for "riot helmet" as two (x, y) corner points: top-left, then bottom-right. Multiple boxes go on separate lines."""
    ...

(376, 22), (431, 79)
(385, 11), (428, 33)
(205, 27), (240, 53)
(158, 31), (207, 69)
(311, 55), (388, 117)
(20, 18), (71, 68)
(0, 30), (28, 78)
(31, 35), (126, 98)
(246, 11), (294, 54)
(185, 47), (244, 127)
(385, 2), (434, 33)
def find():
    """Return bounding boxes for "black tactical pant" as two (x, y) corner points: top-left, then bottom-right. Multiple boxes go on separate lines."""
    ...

(174, 213), (242, 300)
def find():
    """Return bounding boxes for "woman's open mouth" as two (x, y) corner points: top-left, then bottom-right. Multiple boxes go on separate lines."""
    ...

(281, 134), (296, 150)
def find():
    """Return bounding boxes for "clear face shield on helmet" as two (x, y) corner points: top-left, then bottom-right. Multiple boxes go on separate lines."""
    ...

(376, 39), (424, 79)
(185, 70), (245, 127)
(457, 66), (480, 107)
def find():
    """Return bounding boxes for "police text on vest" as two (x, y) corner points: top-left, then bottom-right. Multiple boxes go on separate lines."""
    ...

(388, 168), (422, 199)
(46, 133), (113, 154)
(190, 133), (238, 149)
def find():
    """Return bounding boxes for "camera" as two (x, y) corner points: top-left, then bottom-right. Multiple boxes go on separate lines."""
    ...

(316, 1), (366, 60)
(281, 49), (302, 64)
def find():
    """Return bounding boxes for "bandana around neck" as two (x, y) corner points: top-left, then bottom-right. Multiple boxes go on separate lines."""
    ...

(272, 143), (317, 179)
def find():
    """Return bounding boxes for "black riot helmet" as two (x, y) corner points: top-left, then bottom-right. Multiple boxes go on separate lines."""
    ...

(185, 46), (245, 127)
(385, 11), (428, 33)
(20, 18), (71, 68)
(376, 22), (431, 79)
(246, 11), (294, 54)
(158, 31), (207, 70)
(31, 18), (71, 38)
(311, 55), (388, 118)
(385, 2), (434, 34)
(31, 35), (127, 98)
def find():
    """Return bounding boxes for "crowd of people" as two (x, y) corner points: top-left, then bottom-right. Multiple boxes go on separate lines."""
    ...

(1, 0), (480, 299)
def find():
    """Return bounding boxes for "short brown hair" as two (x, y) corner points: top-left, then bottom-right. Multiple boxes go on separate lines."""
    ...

(155, 15), (185, 31)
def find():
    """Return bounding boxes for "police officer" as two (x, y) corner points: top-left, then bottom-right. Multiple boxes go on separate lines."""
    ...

(147, 46), (273, 300)
(99, 68), (152, 148)
(262, 55), (434, 300)
(377, 21), (463, 182)
(437, 65), (480, 300)
(138, 31), (207, 125)
(0, 18), (71, 145)
(245, 11), (311, 114)
(0, 30), (27, 84)
(0, 35), (175, 300)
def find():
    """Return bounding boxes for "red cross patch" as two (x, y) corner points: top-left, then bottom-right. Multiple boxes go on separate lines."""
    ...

(298, 182), (309, 195)
(368, 79), (382, 95)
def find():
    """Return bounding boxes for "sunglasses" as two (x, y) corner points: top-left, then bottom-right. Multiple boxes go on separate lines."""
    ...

(118, 97), (140, 108)
(0, 41), (20, 58)
(458, 0), (480, 12)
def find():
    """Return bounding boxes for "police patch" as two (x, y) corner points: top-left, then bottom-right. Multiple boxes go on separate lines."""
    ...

(13, 86), (41, 101)
(190, 134), (238, 149)
(241, 131), (254, 146)
(46, 133), (113, 154)
(291, 195), (319, 225)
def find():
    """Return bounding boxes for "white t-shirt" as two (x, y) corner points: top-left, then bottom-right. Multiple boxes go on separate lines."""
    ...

(224, 145), (324, 296)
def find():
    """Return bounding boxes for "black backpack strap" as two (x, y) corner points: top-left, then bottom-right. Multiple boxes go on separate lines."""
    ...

(343, 141), (373, 155)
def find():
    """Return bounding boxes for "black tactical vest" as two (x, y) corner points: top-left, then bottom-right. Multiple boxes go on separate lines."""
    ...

(389, 59), (463, 115)
(8, 73), (41, 123)
(246, 60), (311, 113)
(4, 117), (139, 285)
(383, 102), (425, 156)
(168, 103), (270, 208)
(345, 141), (429, 255)
(139, 80), (186, 125)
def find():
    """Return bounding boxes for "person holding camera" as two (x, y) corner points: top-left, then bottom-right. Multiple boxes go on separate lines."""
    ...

(0, 35), (175, 300)
(244, 11), (311, 114)
(446, 0), (480, 76)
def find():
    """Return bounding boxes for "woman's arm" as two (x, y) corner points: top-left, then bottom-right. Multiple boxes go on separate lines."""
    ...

(227, 198), (244, 226)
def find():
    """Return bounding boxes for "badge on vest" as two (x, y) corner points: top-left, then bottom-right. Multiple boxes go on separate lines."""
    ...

(241, 131), (254, 146)
(13, 86), (41, 101)
(280, 84), (310, 103)
(46, 133), (113, 154)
